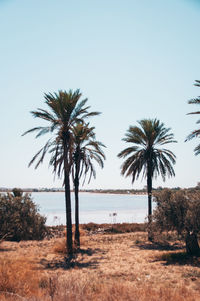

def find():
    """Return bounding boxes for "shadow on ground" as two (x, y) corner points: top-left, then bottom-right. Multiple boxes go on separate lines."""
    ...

(132, 240), (200, 267)
(155, 251), (200, 267)
(0, 248), (13, 252)
(0, 245), (15, 252)
(136, 241), (184, 251)
(38, 247), (107, 270)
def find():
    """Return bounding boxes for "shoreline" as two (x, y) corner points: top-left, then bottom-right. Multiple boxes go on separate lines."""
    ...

(0, 189), (147, 195)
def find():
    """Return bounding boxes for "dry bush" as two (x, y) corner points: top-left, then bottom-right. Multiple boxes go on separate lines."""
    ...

(82, 222), (146, 233)
(53, 227), (87, 254)
(47, 225), (65, 239)
(105, 223), (146, 233)
(53, 239), (66, 254)
(82, 222), (101, 232)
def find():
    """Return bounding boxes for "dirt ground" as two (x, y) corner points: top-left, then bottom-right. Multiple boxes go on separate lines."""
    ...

(1, 231), (200, 300)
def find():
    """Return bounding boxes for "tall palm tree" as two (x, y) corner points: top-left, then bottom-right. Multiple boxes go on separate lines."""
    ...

(71, 123), (105, 246)
(22, 89), (99, 256)
(186, 80), (200, 155)
(118, 119), (176, 240)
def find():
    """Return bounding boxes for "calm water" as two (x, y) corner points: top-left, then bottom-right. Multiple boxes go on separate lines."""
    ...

(32, 192), (150, 225)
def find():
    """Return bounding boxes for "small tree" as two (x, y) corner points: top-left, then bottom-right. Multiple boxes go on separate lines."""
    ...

(153, 189), (200, 255)
(0, 191), (47, 241)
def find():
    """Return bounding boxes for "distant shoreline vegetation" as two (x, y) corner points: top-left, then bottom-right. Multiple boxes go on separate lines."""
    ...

(0, 186), (200, 194)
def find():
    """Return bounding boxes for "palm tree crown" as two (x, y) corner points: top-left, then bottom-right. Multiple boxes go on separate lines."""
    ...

(72, 123), (105, 184)
(186, 80), (200, 155)
(118, 119), (176, 183)
(23, 90), (100, 171)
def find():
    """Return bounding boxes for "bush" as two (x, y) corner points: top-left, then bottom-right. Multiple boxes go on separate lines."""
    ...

(12, 187), (23, 197)
(82, 222), (146, 233)
(0, 190), (47, 241)
(153, 189), (200, 255)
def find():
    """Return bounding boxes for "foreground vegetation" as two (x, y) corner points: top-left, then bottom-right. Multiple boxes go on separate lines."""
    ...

(0, 189), (47, 241)
(1, 226), (200, 301)
(153, 189), (200, 255)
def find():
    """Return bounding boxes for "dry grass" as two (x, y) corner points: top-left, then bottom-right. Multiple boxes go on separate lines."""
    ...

(1, 229), (200, 300)
(0, 257), (46, 300)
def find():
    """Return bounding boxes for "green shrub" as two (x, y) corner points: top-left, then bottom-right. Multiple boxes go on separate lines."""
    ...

(0, 190), (47, 241)
(153, 189), (200, 255)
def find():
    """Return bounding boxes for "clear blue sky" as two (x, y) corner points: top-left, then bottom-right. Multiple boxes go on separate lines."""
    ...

(1, 0), (200, 189)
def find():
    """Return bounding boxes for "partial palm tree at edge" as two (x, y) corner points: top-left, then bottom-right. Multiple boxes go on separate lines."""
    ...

(185, 80), (200, 155)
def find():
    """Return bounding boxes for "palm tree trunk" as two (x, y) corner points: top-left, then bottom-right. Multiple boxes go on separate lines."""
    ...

(74, 154), (80, 247)
(147, 163), (153, 241)
(74, 176), (80, 247)
(63, 137), (73, 257)
(64, 170), (73, 256)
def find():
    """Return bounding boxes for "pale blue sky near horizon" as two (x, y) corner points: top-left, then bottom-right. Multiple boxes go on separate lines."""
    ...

(1, 0), (200, 189)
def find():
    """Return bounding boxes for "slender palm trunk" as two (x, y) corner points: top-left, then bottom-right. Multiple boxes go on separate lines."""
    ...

(74, 176), (80, 247)
(147, 175), (152, 219)
(64, 170), (73, 255)
(74, 153), (80, 247)
(63, 137), (73, 257)
(147, 161), (153, 241)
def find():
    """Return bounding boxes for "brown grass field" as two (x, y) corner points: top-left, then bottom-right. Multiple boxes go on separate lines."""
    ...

(0, 225), (200, 300)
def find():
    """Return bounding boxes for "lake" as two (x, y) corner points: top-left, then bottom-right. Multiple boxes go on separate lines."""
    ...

(32, 192), (151, 225)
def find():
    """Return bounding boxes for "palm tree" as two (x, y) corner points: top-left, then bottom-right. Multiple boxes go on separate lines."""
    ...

(71, 123), (105, 246)
(22, 89), (99, 256)
(118, 119), (176, 240)
(186, 80), (200, 155)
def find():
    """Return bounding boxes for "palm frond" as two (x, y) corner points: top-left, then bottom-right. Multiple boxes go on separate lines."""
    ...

(22, 126), (48, 137)
(194, 144), (200, 156)
(186, 83), (200, 155)
(28, 139), (53, 169)
(71, 123), (106, 185)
